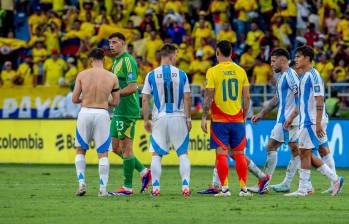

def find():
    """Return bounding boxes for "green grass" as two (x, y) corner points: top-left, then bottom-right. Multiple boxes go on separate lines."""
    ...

(0, 164), (348, 224)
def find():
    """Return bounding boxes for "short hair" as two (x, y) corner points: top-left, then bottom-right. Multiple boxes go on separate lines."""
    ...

(270, 48), (290, 60)
(216, 40), (232, 57)
(108, 32), (126, 41)
(89, 48), (104, 60)
(160, 44), (177, 58)
(295, 45), (314, 62)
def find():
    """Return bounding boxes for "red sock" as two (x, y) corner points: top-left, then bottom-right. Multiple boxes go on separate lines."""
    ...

(233, 153), (248, 188)
(216, 154), (229, 187)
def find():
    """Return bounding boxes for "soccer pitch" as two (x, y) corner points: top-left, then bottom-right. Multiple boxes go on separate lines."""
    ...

(0, 164), (348, 224)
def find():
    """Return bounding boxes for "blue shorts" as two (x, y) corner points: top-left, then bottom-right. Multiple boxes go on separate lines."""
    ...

(210, 121), (246, 151)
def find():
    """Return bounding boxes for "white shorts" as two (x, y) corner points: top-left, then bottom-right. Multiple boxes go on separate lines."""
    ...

(75, 107), (111, 153)
(149, 116), (189, 156)
(270, 123), (298, 143)
(298, 122), (328, 150)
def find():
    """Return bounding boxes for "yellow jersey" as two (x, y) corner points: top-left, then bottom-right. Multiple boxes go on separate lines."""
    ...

(206, 61), (249, 122)
(253, 63), (272, 84)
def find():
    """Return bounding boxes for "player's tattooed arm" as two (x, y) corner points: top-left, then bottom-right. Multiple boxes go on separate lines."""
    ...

(184, 92), (192, 131)
(315, 96), (325, 138)
(259, 95), (278, 117)
(202, 88), (214, 120)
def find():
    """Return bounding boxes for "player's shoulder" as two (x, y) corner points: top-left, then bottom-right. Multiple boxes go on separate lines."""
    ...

(309, 67), (322, 83)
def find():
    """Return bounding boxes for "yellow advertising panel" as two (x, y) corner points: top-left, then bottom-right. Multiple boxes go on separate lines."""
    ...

(0, 120), (215, 165)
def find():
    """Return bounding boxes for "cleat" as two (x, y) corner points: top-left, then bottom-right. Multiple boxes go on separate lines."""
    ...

(98, 191), (110, 197)
(215, 189), (231, 197)
(332, 176), (344, 196)
(197, 185), (220, 195)
(140, 169), (152, 193)
(307, 187), (315, 195)
(321, 186), (333, 194)
(239, 189), (253, 197)
(271, 183), (291, 193)
(247, 185), (259, 193)
(182, 188), (191, 198)
(109, 187), (133, 196)
(258, 174), (270, 194)
(284, 190), (308, 196)
(151, 188), (160, 197)
(76, 183), (86, 196)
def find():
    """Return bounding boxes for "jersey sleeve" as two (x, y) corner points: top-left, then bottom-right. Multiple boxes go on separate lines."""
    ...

(286, 71), (299, 95)
(141, 72), (152, 95)
(206, 68), (215, 89)
(124, 57), (138, 83)
(312, 70), (325, 97)
(184, 73), (190, 93)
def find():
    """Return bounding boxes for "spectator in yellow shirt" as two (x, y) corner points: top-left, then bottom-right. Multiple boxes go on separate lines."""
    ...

(217, 23), (237, 45)
(192, 11), (212, 34)
(234, 0), (258, 39)
(64, 57), (78, 86)
(32, 40), (48, 63)
(164, 0), (183, 14)
(192, 19), (215, 50)
(43, 49), (67, 86)
(251, 56), (272, 106)
(134, 0), (149, 18)
(272, 16), (292, 48)
(28, 7), (46, 33)
(240, 45), (255, 77)
(17, 56), (36, 87)
(144, 31), (163, 66)
(201, 39), (215, 60)
(189, 50), (212, 87)
(0, 61), (17, 87)
(81, 12), (96, 37)
(315, 54), (334, 83)
(44, 22), (61, 53)
(176, 43), (193, 73)
(333, 59), (348, 82)
(246, 22), (264, 57)
(210, 0), (230, 35)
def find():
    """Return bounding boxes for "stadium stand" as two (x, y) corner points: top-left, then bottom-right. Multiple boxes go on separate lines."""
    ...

(0, 0), (349, 115)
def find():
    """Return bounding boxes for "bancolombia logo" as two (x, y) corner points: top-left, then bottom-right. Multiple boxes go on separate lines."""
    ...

(0, 133), (43, 149)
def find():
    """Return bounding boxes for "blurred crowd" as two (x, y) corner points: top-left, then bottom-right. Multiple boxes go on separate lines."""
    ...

(0, 0), (349, 92)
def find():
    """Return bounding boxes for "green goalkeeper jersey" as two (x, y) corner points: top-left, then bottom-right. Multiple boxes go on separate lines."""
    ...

(111, 52), (140, 118)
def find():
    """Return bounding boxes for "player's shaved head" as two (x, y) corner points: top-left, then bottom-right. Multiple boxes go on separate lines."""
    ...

(216, 40), (232, 58)
(89, 48), (104, 61)
(270, 48), (290, 73)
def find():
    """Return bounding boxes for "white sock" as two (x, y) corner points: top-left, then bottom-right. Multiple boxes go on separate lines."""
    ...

(212, 167), (221, 187)
(317, 164), (338, 183)
(151, 155), (162, 191)
(282, 156), (300, 187)
(75, 154), (86, 184)
(322, 154), (337, 176)
(299, 169), (310, 193)
(98, 157), (109, 192)
(248, 159), (265, 180)
(265, 151), (277, 177)
(179, 154), (190, 190)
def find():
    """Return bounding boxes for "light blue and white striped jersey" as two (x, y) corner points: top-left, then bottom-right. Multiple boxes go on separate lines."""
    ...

(299, 67), (328, 128)
(142, 64), (190, 120)
(275, 68), (300, 125)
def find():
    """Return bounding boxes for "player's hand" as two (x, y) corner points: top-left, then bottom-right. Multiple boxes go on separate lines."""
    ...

(144, 120), (152, 133)
(201, 119), (207, 133)
(251, 114), (262, 124)
(284, 118), (293, 130)
(186, 120), (192, 132)
(316, 123), (325, 139)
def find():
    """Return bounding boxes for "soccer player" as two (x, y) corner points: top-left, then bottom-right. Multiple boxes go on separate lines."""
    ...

(73, 48), (120, 197)
(108, 32), (151, 196)
(245, 48), (301, 193)
(201, 40), (251, 197)
(142, 44), (192, 197)
(285, 45), (344, 196)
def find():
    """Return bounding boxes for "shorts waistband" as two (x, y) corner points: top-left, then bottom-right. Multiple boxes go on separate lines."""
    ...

(80, 107), (109, 115)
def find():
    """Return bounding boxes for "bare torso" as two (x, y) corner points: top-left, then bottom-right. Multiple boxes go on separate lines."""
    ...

(78, 68), (116, 109)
